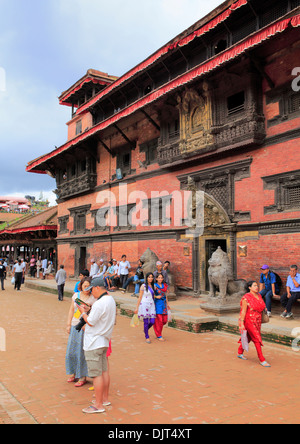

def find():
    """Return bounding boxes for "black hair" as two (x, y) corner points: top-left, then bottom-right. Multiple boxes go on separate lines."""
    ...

(246, 280), (257, 292)
(155, 272), (165, 282)
(79, 269), (90, 277)
(290, 265), (298, 270)
(145, 272), (155, 292)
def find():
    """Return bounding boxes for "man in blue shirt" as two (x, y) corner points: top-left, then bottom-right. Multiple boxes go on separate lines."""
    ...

(280, 265), (300, 319)
(259, 265), (280, 317)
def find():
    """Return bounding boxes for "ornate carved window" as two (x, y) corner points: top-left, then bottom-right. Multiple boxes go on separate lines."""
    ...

(263, 170), (300, 214)
(113, 203), (136, 231)
(178, 159), (253, 222)
(267, 87), (300, 127)
(69, 205), (91, 235)
(140, 138), (158, 165)
(58, 215), (69, 235)
(91, 208), (110, 232)
(142, 195), (172, 227)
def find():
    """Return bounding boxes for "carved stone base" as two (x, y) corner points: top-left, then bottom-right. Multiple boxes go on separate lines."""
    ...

(200, 295), (241, 315)
(167, 285), (177, 301)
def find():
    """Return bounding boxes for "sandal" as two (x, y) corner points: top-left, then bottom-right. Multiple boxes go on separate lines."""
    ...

(260, 361), (271, 367)
(145, 339), (151, 344)
(157, 337), (165, 342)
(75, 380), (87, 387)
(67, 377), (76, 383)
(237, 354), (247, 360)
(92, 400), (111, 406)
(82, 405), (106, 414)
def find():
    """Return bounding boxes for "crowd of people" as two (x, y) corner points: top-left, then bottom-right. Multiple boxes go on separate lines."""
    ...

(2, 250), (300, 408)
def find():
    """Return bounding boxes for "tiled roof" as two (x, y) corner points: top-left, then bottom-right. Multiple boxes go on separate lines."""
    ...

(3, 206), (57, 232)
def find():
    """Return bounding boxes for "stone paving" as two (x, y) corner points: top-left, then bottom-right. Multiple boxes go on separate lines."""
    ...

(1, 282), (300, 424)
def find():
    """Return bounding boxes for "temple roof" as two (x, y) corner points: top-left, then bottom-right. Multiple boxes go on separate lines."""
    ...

(58, 69), (118, 108)
(0, 206), (57, 236)
(26, 1), (300, 174)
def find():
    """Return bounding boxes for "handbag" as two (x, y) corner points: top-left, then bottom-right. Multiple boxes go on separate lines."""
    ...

(261, 309), (269, 324)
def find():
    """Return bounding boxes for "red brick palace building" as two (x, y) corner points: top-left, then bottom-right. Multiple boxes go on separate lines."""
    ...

(27, 0), (300, 294)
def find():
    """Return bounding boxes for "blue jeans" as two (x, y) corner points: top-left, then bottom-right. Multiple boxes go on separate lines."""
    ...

(260, 289), (273, 312)
(134, 276), (144, 294)
(123, 275), (144, 294)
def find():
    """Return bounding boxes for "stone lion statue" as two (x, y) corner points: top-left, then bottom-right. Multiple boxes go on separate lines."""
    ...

(208, 247), (246, 300)
(140, 248), (159, 276)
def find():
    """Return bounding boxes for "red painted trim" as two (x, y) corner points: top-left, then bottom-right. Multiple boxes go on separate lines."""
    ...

(76, 1), (246, 116)
(0, 225), (57, 235)
(26, 14), (297, 173)
(60, 78), (111, 105)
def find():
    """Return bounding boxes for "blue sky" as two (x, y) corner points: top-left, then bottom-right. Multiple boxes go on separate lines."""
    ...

(0, 0), (223, 205)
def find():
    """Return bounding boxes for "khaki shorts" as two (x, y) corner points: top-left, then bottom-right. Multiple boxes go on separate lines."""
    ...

(84, 347), (108, 378)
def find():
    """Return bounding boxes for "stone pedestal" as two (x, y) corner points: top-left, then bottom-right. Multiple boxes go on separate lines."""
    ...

(200, 296), (241, 315)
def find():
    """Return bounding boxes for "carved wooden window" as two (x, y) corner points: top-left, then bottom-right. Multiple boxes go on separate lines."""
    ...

(227, 91), (245, 116)
(113, 203), (136, 231)
(91, 208), (109, 232)
(140, 138), (158, 165)
(263, 170), (300, 214)
(267, 87), (300, 126)
(58, 216), (69, 235)
(117, 150), (131, 176)
(167, 119), (180, 140)
(142, 195), (172, 227)
(69, 205), (91, 235)
(288, 93), (300, 115)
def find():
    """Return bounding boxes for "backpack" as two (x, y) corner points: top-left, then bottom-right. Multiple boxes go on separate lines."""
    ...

(270, 271), (282, 292)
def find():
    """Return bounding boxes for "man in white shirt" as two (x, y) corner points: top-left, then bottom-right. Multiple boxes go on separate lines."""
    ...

(78, 276), (116, 414)
(118, 255), (131, 289)
(90, 258), (99, 278)
(42, 258), (48, 279)
(13, 259), (24, 290)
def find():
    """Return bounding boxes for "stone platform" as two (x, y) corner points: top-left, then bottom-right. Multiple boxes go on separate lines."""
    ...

(24, 277), (300, 347)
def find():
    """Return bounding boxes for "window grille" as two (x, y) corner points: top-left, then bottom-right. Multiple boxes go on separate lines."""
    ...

(288, 94), (300, 114)
(288, 186), (300, 206)
(260, 2), (288, 27)
(232, 19), (257, 44)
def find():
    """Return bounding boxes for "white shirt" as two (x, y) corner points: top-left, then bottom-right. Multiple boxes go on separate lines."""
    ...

(14, 263), (24, 273)
(84, 295), (116, 351)
(42, 259), (47, 269)
(118, 260), (131, 276)
(90, 263), (99, 278)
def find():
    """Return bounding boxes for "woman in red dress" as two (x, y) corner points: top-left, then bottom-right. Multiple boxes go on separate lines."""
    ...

(238, 281), (271, 367)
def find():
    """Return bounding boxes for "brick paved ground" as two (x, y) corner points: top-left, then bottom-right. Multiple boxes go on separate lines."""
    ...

(0, 284), (300, 425)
